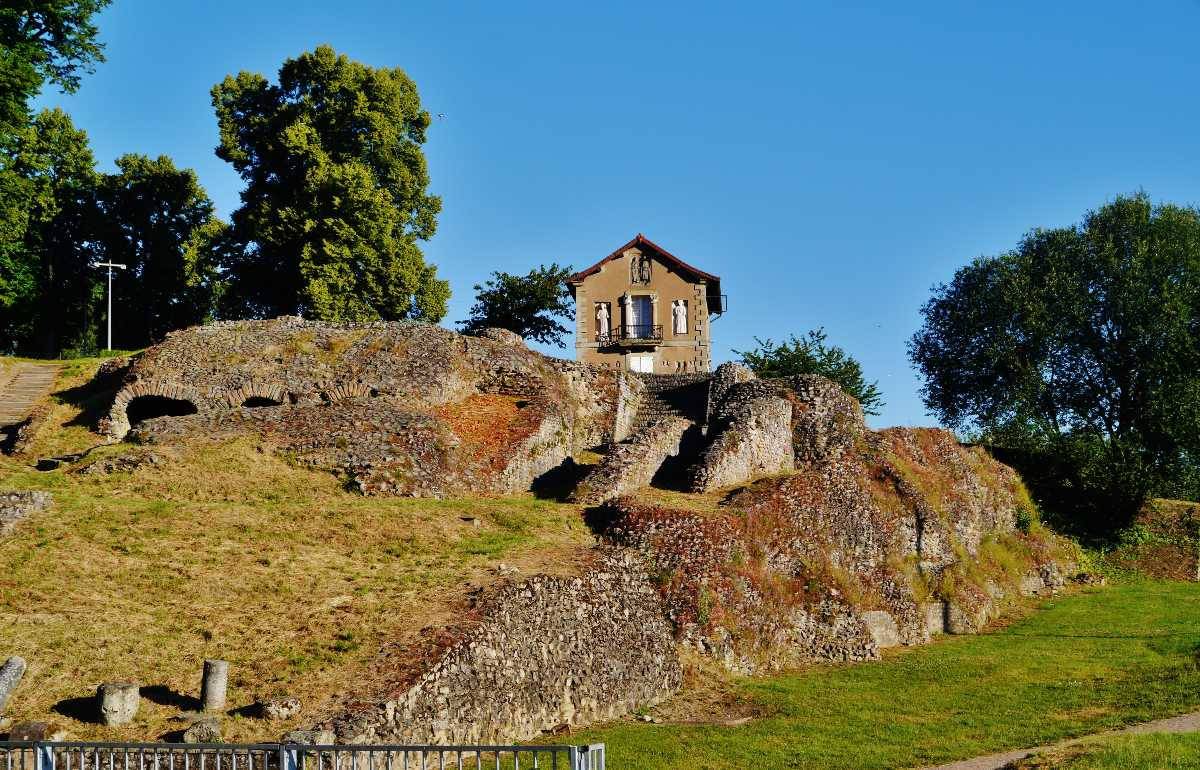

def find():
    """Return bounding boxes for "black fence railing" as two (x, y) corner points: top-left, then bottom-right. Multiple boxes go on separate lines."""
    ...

(596, 325), (663, 345)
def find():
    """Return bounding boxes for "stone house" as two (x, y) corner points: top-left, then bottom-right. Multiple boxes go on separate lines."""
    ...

(566, 234), (726, 373)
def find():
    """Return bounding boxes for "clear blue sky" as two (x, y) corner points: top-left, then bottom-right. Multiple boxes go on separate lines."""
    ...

(35, 0), (1200, 427)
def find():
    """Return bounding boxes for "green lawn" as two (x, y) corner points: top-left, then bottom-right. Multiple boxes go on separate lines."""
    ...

(572, 580), (1200, 769)
(1016, 733), (1200, 769)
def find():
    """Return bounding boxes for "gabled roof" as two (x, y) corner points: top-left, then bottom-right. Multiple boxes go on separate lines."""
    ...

(567, 234), (724, 313)
(567, 233), (720, 285)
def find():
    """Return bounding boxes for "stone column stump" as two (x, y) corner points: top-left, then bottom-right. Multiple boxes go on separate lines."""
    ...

(200, 659), (229, 712)
(0, 656), (27, 713)
(97, 682), (140, 726)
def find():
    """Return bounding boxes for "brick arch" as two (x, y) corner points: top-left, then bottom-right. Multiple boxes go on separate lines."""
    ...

(103, 381), (206, 440)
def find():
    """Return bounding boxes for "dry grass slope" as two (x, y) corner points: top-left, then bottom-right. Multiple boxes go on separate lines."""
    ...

(0, 358), (596, 743)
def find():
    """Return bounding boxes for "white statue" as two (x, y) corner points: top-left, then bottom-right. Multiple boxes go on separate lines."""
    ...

(672, 300), (688, 334)
(595, 302), (610, 335)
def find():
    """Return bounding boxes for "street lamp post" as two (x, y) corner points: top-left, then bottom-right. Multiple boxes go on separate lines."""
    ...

(93, 262), (127, 351)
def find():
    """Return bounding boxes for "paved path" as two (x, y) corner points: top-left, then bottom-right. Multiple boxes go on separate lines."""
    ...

(923, 710), (1200, 769)
(0, 363), (59, 427)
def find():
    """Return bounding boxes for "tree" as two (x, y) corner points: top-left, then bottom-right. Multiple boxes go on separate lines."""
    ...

(736, 328), (885, 415)
(211, 45), (448, 323)
(93, 154), (224, 348)
(458, 263), (574, 346)
(909, 193), (1200, 533)
(0, 107), (98, 355)
(0, 1), (111, 134)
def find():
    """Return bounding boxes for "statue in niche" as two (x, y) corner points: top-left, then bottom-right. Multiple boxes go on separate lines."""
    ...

(631, 254), (652, 284)
(671, 299), (688, 334)
(595, 302), (610, 336)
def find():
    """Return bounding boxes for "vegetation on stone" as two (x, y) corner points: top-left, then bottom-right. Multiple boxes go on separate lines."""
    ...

(736, 328), (884, 416)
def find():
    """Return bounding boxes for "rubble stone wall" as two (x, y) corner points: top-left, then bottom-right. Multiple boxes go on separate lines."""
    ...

(328, 550), (681, 745)
(571, 417), (693, 504)
(102, 319), (635, 497)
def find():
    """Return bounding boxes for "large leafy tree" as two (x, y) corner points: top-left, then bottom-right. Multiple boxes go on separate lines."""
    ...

(910, 193), (1200, 532)
(94, 154), (225, 348)
(736, 328), (885, 416)
(0, 1), (110, 134)
(0, 107), (98, 355)
(211, 45), (449, 322)
(458, 263), (574, 346)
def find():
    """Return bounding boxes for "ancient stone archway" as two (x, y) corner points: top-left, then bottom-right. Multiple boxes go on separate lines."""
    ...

(241, 396), (282, 408)
(125, 395), (199, 427)
(103, 381), (207, 440)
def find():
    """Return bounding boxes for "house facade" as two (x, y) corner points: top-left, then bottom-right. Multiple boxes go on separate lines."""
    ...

(566, 234), (725, 373)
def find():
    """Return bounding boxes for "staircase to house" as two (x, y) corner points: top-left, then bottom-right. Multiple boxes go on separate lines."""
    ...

(631, 373), (710, 431)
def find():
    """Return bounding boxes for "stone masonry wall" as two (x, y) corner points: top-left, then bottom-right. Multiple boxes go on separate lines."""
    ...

(690, 380), (794, 492)
(571, 417), (694, 505)
(327, 549), (681, 745)
(102, 319), (634, 497)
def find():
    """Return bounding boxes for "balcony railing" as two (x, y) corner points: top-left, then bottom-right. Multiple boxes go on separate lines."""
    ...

(596, 324), (663, 346)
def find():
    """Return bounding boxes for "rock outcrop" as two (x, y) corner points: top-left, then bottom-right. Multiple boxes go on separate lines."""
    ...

(100, 318), (640, 497)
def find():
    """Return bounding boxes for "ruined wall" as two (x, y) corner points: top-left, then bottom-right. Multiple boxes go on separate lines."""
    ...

(600, 421), (1071, 671)
(571, 417), (694, 505)
(102, 319), (634, 497)
(690, 379), (794, 492)
(327, 550), (681, 745)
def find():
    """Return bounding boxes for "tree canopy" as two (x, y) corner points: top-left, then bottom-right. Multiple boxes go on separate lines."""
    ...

(458, 263), (575, 346)
(0, 1), (110, 133)
(0, 107), (98, 355)
(212, 45), (449, 323)
(93, 154), (224, 348)
(910, 192), (1200, 532)
(736, 328), (885, 415)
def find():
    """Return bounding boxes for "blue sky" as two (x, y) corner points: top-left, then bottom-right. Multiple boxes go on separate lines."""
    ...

(35, 0), (1200, 427)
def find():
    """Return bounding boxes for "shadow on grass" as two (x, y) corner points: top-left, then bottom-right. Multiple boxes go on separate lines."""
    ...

(141, 684), (201, 711)
(51, 695), (98, 723)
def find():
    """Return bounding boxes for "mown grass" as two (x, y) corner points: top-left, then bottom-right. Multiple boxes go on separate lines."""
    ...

(0, 437), (594, 743)
(571, 580), (1200, 770)
(1015, 732), (1200, 768)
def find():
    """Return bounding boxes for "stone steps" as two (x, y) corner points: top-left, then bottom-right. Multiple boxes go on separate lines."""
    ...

(0, 364), (59, 427)
(632, 374), (709, 432)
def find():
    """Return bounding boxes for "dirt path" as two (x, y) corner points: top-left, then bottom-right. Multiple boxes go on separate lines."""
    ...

(922, 710), (1200, 769)
(0, 363), (59, 427)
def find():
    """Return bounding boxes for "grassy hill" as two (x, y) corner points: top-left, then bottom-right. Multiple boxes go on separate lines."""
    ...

(0, 357), (597, 741)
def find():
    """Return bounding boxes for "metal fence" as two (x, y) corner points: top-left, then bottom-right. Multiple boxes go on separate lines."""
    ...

(0, 742), (605, 770)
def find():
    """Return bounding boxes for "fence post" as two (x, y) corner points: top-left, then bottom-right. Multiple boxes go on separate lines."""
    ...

(279, 744), (299, 770)
(34, 743), (55, 770)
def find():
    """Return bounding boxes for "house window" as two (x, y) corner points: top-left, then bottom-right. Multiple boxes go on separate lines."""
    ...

(625, 295), (653, 338)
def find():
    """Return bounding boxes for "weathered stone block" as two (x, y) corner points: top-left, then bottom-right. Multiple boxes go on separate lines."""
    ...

(182, 718), (221, 743)
(200, 659), (228, 712)
(96, 681), (140, 726)
(860, 610), (901, 648)
(0, 656), (27, 713)
(8, 721), (69, 742)
(922, 602), (946, 635)
(258, 697), (301, 721)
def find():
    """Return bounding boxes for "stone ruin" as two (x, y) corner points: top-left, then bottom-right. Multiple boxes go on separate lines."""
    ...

(97, 318), (645, 496)
(81, 318), (1075, 745)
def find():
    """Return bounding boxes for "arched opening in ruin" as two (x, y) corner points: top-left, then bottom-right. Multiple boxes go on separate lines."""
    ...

(241, 396), (282, 408)
(125, 395), (198, 428)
